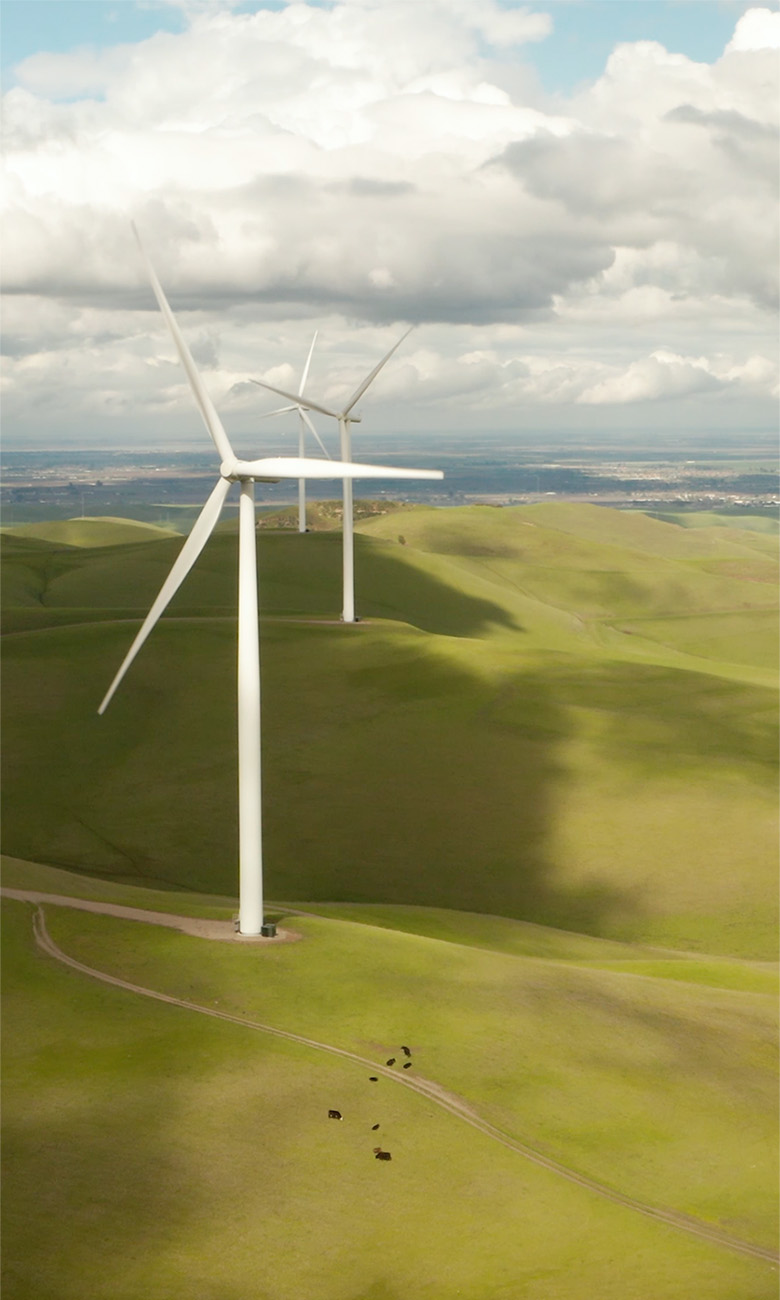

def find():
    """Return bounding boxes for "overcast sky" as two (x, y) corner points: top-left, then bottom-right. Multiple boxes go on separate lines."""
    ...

(2, 0), (778, 451)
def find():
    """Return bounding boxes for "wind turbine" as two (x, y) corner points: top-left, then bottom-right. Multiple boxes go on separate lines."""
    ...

(260, 331), (331, 533)
(251, 327), (414, 623)
(98, 228), (443, 936)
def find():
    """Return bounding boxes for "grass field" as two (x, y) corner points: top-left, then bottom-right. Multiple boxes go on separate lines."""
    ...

(2, 891), (777, 1300)
(0, 516), (180, 548)
(2, 504), (777, 956)
(2, 502), (777, 1296)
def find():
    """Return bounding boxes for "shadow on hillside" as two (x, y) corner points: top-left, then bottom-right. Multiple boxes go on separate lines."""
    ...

(262, 644), (640, 938)
(1, 902), (281, 1300)
(256, 532), (521, 637)
(2, 531), (521, 640)
(355, 535), (521, 636)
(2, 617), (641, 941)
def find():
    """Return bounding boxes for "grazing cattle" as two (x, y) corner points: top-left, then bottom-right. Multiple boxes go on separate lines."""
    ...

(386, 1058), (396, 1067)
(375, 1151), (392, 1161)
(369, 1076), (378, 1082)
(328, 1110), (342, 1120)
(372, 1146), (382, 1154)
(403, 1062), (412, 1069)
(371, 1124), (380, 1131)
(401, 1046), (411, 1056)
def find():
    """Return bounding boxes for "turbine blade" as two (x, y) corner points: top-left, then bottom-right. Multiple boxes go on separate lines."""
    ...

(342, 326), (414, 417)
(259, 404), (299, 418)
(299, 330), (318, 397)
(132, 223), (235, 466)
(249, 377), (340, 421)
(232, 456), (442, 481)
(98, 477), (232, 714)
(300, 408), (331, 459)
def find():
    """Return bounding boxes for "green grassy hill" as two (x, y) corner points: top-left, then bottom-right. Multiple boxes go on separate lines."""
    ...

(1, 889), (776, 1299)
(2, 501), (777, 1297)
(2, 516), (180, 548)
(2, 505), (777, 956)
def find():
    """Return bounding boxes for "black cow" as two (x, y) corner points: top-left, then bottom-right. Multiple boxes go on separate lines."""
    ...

(401, 1046), (412, 1056)
(403, 1062), (412, 1069)
(375, 1151), (392, 1161)
(328, 1110), (342, 1120)
(386, 1058), (396, 1067)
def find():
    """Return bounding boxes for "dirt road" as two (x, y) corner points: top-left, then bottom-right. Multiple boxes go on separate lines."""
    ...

(12, 894), (776, 1268)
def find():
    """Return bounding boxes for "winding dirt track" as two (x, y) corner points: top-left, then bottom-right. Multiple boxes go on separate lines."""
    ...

(10, 893), (778, 1267)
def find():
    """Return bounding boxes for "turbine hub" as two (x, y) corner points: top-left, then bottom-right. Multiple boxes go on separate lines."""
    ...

(220, 458), (241, 481)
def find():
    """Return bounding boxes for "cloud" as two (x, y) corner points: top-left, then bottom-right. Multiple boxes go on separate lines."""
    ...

(578, 351), (723, 405)
(1, 1), (777, 439)
(727, 6), (780, 51)
(577, 348), (777, 406)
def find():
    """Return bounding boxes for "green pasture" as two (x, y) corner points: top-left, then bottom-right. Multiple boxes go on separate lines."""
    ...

(3, 492), (779, 1299)
(289, 902), (779, 994)
(37, 902), (779, 1242)
(2, 505), (777, 956)
(651, 511), (779, 536)
(0, 855), (237, 919)
(2, 614), (776, 953)
(3, 855), (776, 994)
(3, 898), (777, 1299)
(1, 516), (180, 548)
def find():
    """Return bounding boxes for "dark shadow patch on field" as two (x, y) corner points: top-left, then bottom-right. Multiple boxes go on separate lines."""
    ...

(0, 620), (240, 893)
(1, 903), (284, 1300)
(1, 620), (637, 939)
(0, 904), (211, 1294)
(349, 1284), (402, 1300)
(353, 535), (520, 635)
(4, 531), (520, 639)
(254, 531), (519, 635)
(260, 642), (637, 938)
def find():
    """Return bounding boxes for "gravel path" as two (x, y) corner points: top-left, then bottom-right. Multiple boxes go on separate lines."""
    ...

(19, 898), (778, 1268)
(1, 888), (299, 943)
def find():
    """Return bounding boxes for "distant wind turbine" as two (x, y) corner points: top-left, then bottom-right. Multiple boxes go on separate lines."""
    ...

(260, 331), (331, 533)
(98, 227), (443, 936)
(251, 327), (414, 623)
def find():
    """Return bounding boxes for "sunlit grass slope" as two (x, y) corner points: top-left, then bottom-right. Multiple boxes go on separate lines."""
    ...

(46, 903), (776, 1246)
(359, 503), (779, 658)
(651, 510), (779, 536)
(4, 855), (776, 994)
(2, 898), (777, 1300)
(2, 505), (776, 956)
(2, 517), (180, 548)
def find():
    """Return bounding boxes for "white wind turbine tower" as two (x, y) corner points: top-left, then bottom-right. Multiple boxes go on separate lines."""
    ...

(98, 228), (443, 936)
(251, 327), (414, 623)
(261, 332), (331, 533)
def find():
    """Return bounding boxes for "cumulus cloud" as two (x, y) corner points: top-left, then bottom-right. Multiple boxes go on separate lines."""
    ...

(727, 6), (780, 51)
(1, 1), (778, 438)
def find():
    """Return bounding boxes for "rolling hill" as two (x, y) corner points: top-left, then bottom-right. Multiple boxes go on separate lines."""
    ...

(2, 504), (777, 957)
(2, 502), (777, 1298)
(4, 890), (776, 1300)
